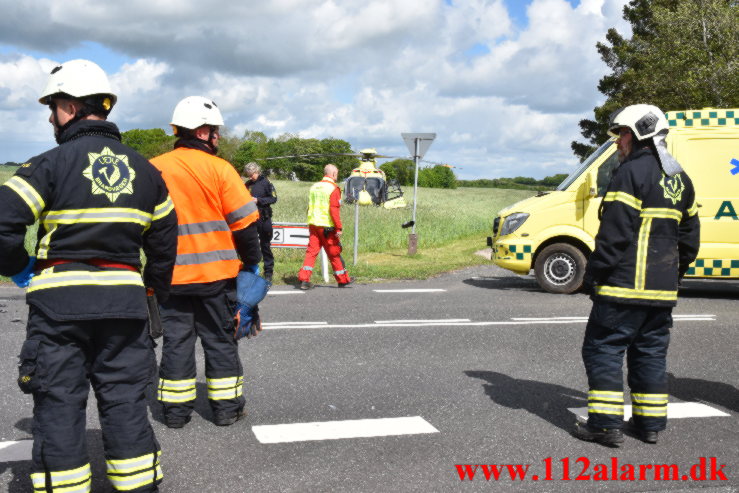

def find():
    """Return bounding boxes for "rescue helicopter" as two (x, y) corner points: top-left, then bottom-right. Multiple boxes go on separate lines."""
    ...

(256, 148), (408, 209)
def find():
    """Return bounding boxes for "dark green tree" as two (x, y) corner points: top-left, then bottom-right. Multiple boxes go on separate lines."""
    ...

(121, 128), (175, 159)
(573, 0), (738, 161)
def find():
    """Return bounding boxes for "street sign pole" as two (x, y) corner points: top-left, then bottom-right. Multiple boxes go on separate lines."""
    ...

(401, 133), (436, 255)
(353, 201), (359, 265)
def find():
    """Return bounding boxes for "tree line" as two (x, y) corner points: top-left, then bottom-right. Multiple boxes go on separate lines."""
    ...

(572, 0), (738, 161)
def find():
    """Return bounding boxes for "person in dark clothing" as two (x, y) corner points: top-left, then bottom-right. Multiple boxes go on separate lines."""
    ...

(0, 59), (177, 492)
(244, 162), (277, 283)
(574, 104), (700, 447)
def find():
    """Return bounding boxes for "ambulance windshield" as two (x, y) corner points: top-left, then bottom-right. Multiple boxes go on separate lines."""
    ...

(556, 140), (615, 191)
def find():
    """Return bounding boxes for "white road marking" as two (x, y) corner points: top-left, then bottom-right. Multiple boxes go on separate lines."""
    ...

(262, 321), (327, 326)
(569, 402), (730, 421)
(374, 319), (471, 324)
(372, 289), (447, 293)
(252, 416), (439, 444)
(264, 317), (716, 330)
(267, 291), (305, 295)
(0, 440), (33, 462)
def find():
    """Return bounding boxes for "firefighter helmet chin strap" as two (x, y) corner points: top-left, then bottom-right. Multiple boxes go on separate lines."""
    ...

(652, 129), (683, 177)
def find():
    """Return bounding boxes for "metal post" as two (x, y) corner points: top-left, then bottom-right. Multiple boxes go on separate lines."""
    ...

(353, 201), (359, 265)
(411, 137), (420, 235)
(408, 138), (420, 255)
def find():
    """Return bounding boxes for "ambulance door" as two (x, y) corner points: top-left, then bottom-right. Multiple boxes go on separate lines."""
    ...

(583, 148), (621, 235)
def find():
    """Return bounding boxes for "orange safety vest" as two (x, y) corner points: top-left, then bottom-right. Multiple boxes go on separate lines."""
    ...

(151, 147), (259, 285)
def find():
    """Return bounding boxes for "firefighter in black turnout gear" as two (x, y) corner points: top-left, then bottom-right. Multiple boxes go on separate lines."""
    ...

(574, 104), (700, 447)
(244, 161), (278, 283)
(0, 59), (177, 492)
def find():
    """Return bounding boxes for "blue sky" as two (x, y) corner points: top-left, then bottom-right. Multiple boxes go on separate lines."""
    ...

(0, 0), (630, 179)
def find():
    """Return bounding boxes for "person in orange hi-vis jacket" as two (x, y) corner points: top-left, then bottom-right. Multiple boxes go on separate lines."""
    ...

(297, 164), (352, 290)
(150, 96), (261, 429)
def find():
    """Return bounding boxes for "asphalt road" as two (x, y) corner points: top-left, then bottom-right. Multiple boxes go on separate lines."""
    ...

(0, 265), (737, 492)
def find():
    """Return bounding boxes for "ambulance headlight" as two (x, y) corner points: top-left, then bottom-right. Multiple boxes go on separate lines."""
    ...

(500, 213), (529, 236)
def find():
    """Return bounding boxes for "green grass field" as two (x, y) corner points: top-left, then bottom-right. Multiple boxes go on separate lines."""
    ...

(0, 166), (534, 284)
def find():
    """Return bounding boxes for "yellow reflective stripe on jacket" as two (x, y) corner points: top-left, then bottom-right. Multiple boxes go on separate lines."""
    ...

(604, 191), (642, 210)
(595, 285), (677, 301)
(4, 176), (46, 219)
(153, 196), (175, 221)
(31, 463), (92, 491)
(36, 224), (59, 260)
(687, 201), (699, 217)
(27, 271), (144, 293)
(41, 208), (153, 227)
(588, 390), (623, 403)
(157, 378), (196, 403)
(635, 217), (652, 290)
(207, 375), (244, 400)
(640, 208), (683, 221)
(107, 451), (162, 491)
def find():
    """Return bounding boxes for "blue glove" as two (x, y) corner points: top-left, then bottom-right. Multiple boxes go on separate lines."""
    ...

(11, 257), (36, 288)
(234, 305), (261, 340)
(233, 270), (269, 340)
(243, 264), (260, 276)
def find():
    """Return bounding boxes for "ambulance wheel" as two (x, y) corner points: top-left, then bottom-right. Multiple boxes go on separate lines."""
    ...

(534, 243), (586, 294)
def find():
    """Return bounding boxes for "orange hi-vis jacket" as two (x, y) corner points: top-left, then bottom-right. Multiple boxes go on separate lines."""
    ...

(151, 148), (259, 285)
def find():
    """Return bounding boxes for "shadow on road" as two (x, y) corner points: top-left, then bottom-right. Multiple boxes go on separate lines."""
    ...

(0, 426), (109, 493)
(667, 373), (739, 414)
(462, 276), (541, 292)
(465, 370), (586, 433)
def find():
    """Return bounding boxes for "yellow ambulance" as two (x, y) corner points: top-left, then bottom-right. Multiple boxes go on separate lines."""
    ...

(488, 108), (739, 293)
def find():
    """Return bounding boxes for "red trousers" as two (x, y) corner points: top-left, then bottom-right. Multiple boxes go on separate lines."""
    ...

(298, 225), (350, 284)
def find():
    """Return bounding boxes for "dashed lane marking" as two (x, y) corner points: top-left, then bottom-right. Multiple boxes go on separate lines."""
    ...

(252, 416), (439, 444)
(569, 402), (730, 421)
(267, 291), (305, 295)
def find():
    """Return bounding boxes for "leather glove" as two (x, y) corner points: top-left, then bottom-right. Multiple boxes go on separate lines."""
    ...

(11, 257), (36, 288)
(234, 305), (262, 340)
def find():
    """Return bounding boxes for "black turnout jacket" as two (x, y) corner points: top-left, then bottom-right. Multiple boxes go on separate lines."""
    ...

(0, 120), (178, 320)
(585, 145), (700, 307)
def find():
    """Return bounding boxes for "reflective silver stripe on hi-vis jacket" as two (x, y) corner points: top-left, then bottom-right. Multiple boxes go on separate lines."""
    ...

(107, 451), (163, 491)
(175, 249), (239, 266)
(178, 220), (231, 236)
(4, 176), (46, 219)
(207, 375), (244, 400)
(31, 463), (92, 492)
(158, 378), (196, 403)
(226, 201), (258, 226)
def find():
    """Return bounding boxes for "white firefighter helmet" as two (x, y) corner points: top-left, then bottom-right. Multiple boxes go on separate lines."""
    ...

(38, 59), (116, 111)
(607, 104), (669, 141)
(170, 96), (225, 131)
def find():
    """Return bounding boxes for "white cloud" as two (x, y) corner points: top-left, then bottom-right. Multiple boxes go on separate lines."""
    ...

(0, 0), (632, 178)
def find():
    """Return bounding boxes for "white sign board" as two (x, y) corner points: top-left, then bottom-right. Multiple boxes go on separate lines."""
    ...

(271, 223), (310, 248)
